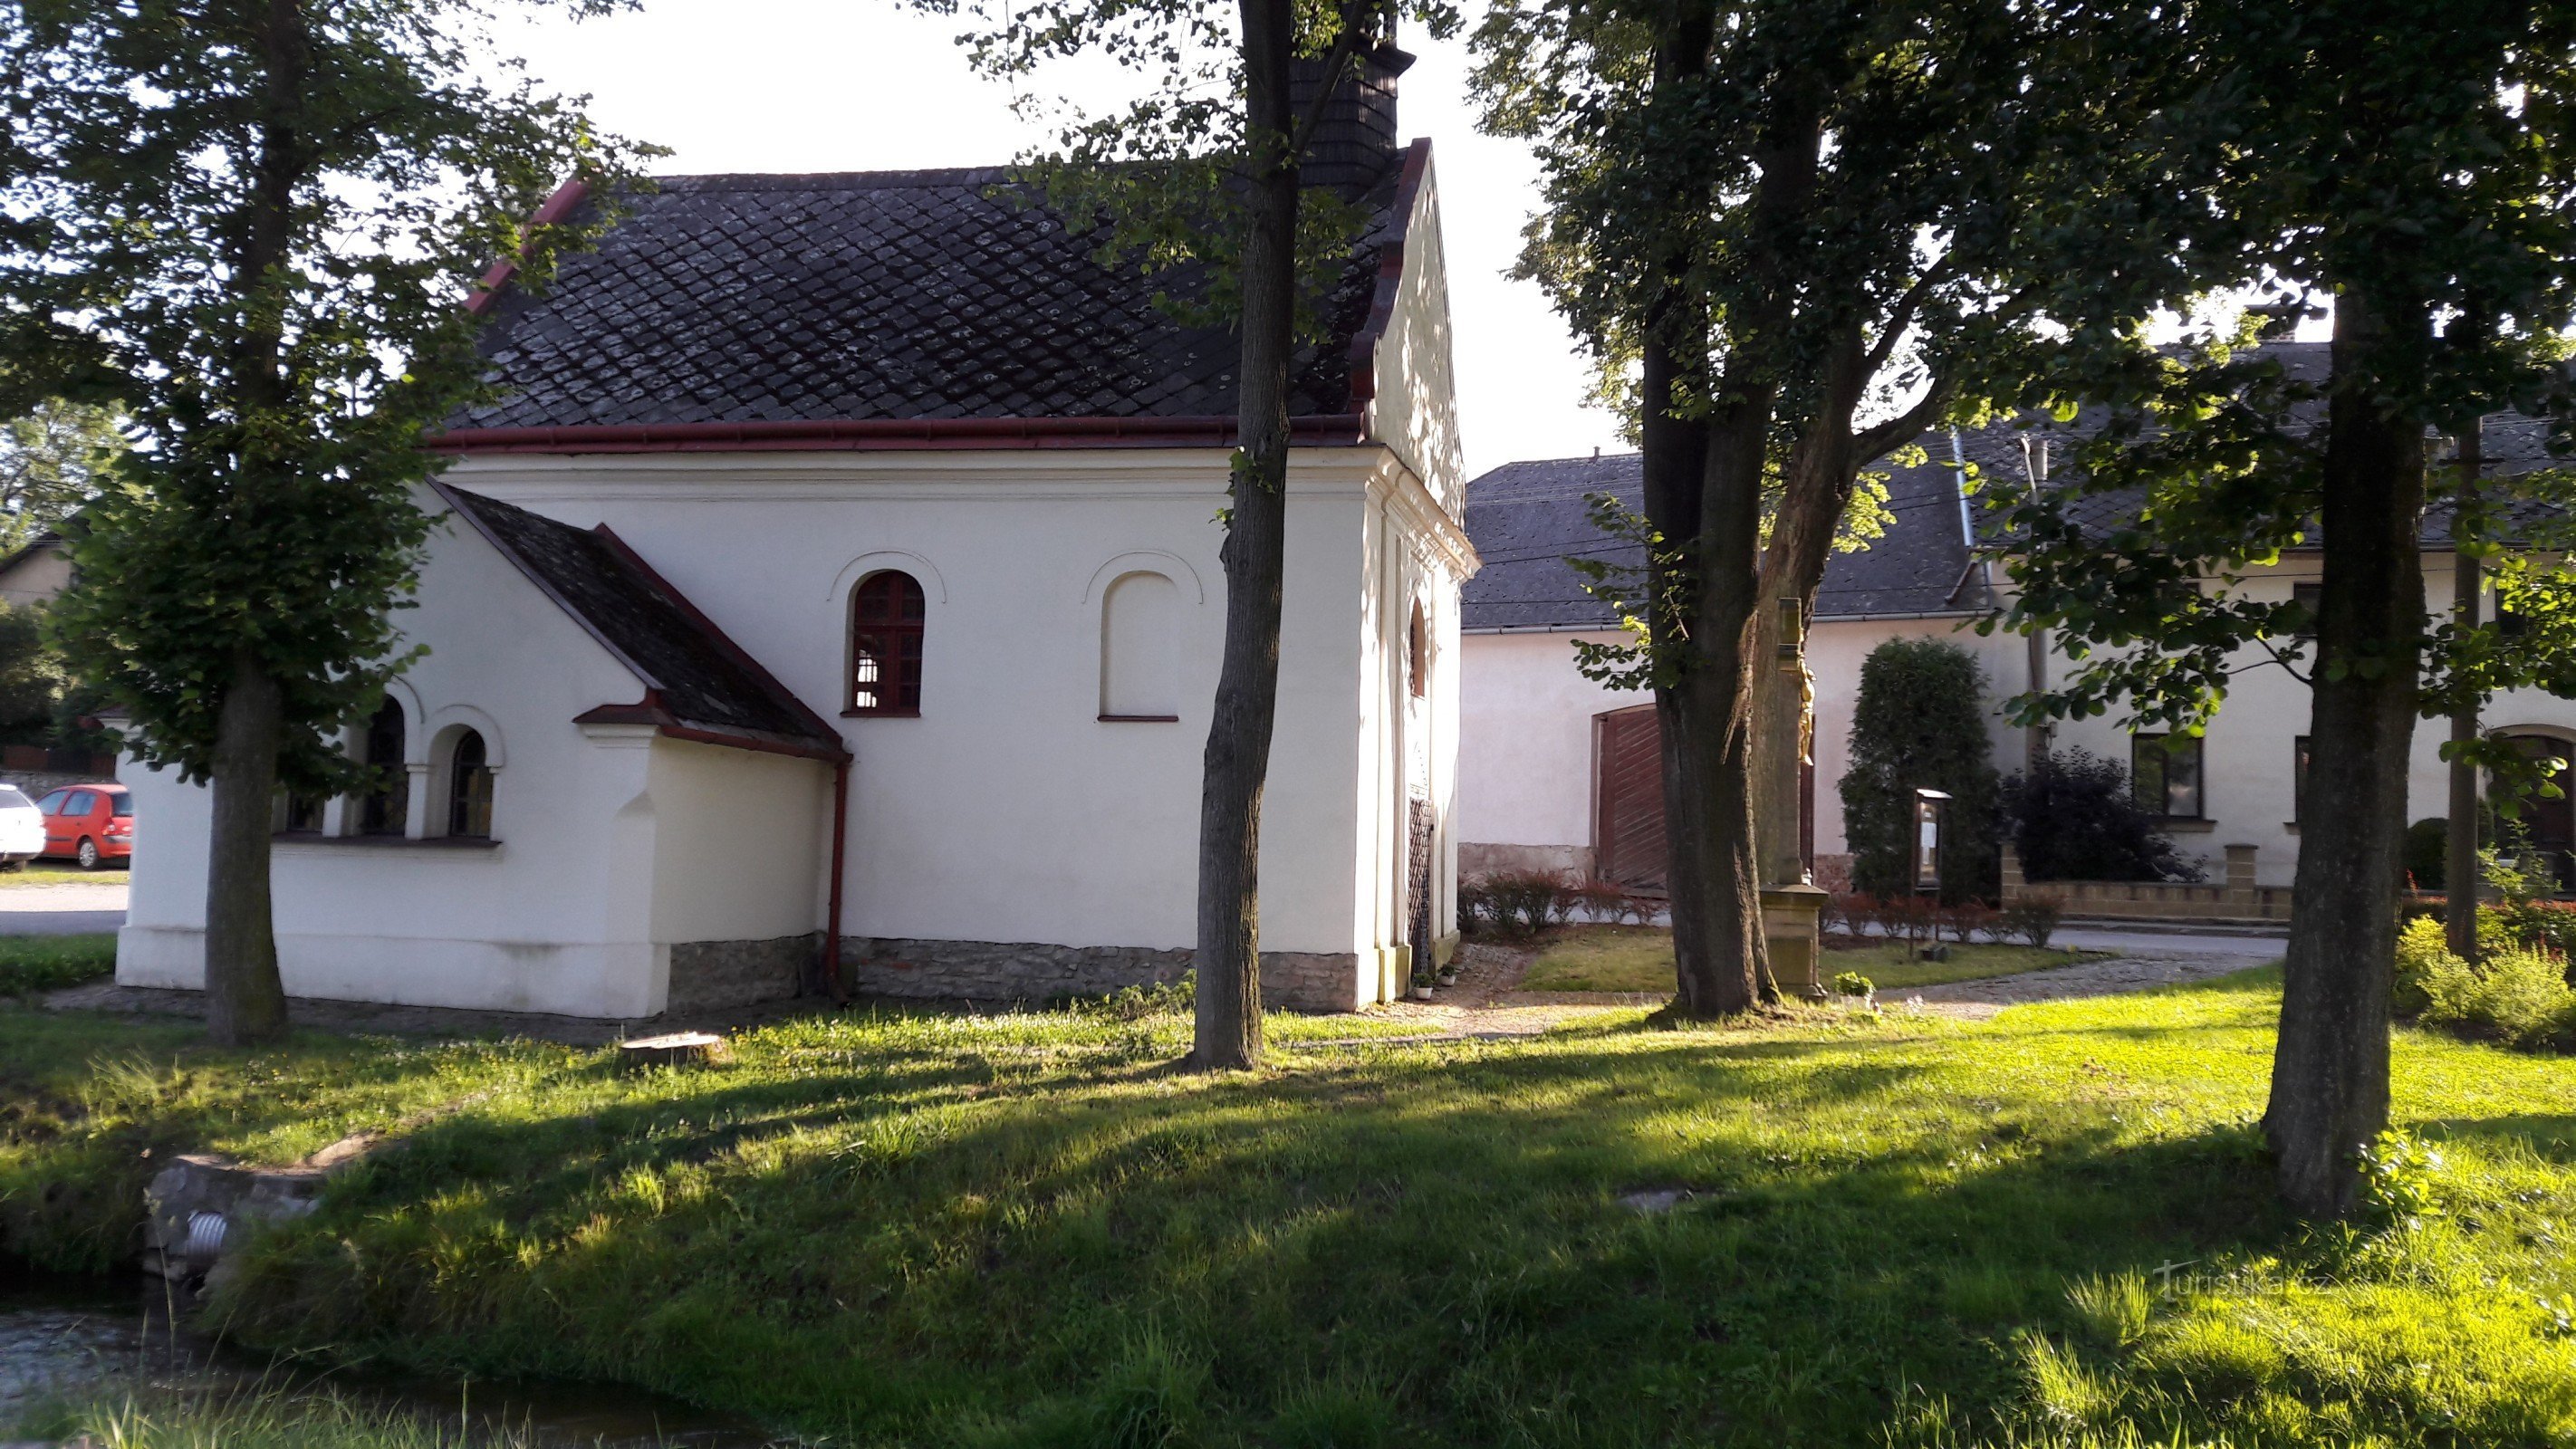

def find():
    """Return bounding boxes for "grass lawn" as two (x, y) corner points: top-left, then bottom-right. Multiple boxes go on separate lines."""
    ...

(1522, 924), (2091, 993)
(0, 859), (127, 888)
(5, 979), (2573, 1447)
(0, 932), (114, 997)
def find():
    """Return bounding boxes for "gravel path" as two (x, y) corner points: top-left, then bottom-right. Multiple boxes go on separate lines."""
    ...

(1898, 944), (2282, 1020)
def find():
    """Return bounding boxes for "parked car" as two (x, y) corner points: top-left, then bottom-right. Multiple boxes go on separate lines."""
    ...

(0, 785), (42, 866)
(36, 783), (130, 869)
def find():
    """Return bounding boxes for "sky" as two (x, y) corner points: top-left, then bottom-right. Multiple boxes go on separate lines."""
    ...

(493, 0), (1631, 480)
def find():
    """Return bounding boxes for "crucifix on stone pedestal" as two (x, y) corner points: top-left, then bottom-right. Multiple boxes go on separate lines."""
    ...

(1754, 593), (1830, 1000)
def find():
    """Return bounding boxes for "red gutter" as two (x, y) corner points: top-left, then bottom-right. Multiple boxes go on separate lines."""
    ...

(425, 413), (1370, 456)
(466, 178), (593, 317)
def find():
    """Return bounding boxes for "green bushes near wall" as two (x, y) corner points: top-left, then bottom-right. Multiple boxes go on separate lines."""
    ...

(2003, 749), (2200, 884)
(1841, 638), (2000, 902)
(2395, 915), (2576, 1051)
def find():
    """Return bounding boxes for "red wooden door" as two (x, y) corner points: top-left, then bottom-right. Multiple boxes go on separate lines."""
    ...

(1594, 705), (1667, 891)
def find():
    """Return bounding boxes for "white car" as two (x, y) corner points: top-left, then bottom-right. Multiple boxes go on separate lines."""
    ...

(0, 784), (43, 865)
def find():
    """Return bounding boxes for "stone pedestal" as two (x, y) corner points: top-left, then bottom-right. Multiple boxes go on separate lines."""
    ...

(1762, 883), (1831, 1001)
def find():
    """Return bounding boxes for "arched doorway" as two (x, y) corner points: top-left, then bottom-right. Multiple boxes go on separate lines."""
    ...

(2495, 731), (2576, 893)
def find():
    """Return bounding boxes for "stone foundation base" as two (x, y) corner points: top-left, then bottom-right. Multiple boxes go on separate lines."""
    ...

(667, 934), (815, 1012)
(1461, 841), (1594, 880)
(841, 937), (1366, 1012)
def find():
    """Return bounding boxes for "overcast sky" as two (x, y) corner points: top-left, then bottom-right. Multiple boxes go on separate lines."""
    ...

(493, 0), (1629, 479)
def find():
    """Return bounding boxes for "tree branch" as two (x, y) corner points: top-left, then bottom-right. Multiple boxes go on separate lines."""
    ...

(1861, 255), (1954, 377)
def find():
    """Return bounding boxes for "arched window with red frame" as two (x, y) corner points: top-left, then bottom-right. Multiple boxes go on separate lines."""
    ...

(848, 571), (927, 715)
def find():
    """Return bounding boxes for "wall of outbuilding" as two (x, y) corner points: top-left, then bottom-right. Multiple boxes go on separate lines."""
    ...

(116, 495), (831, 1019)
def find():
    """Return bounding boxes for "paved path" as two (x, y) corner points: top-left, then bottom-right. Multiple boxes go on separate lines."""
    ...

(0, 879), (126, 936)
(1902, 938), (2282, 1020)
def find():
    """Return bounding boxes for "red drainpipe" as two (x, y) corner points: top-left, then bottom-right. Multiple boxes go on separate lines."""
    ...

(823, 758), (851, 1002)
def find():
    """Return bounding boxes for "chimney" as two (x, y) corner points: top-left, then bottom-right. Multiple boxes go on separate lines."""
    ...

(1291, 4), (1414, 196)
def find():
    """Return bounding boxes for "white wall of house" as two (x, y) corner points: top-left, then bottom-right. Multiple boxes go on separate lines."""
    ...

(117, 498), (831, 1018)
(1805, 614), (2030, 859)
(2039, 555), (2576, 888)
(1367, 149), (1466, 520)
(0, 544), (70, 609)
(1456, 628), (1625, 873)
(442, 447), (1459, 973)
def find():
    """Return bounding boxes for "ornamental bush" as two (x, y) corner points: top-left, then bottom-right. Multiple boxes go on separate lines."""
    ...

(1840, 638), (2001, 902)
(2001, 749), (2202, 884)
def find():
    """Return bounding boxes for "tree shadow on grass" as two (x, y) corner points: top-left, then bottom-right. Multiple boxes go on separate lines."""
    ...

(189, 1003), (2364, 1448)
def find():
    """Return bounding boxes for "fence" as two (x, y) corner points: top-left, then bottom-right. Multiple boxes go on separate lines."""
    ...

(2002, 842), (2292, 926)
(0, 744), (117, 780)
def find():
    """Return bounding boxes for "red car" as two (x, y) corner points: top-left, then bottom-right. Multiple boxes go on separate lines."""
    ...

(36, 783), (131, 869)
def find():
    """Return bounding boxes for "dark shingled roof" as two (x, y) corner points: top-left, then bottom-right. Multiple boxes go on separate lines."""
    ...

(450, 165), (1410, 434)
(435, 484), (844, 757)
(1466, 341), (2573, 632)
(1463, 446), (1984, 630)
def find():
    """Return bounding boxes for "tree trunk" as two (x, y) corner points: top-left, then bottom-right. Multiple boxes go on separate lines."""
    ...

(1659, 400), (1771, 1017)
(2264, 287), (2427, 1216)
(204, 649), (290, 1046)
(2445, 418), (2482, 958)
(1191, 0), (1300, 1070)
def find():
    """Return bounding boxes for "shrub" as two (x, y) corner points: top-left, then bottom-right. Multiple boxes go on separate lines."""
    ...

(2001, 749), (2202, 884)
(2000, 896), (2062, 950)
(1937, 901), (1996, 945)
(1470, 870), (1578, 936)
(1831, 892), (1878, 938)
(1839, 638), (2000, 903)
(1569, 879), (1653, 926)
(2405, 817), (2451, 892)
(2392, 915), (2452, 1017)
(1880, 895), (1938, 957)
(1457, 878), (1495, 935)
(1831, 971), (1874, 1000)
(2491, 897), (2576, 964)
(2419, 945), (2576, 1051)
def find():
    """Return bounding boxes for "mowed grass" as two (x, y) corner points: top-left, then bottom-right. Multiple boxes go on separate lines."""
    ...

(1522, 924), (2089, 993)
(0, 932), (114, 997)
(2, 978), (2572, 1447)
(0, 859), (127, 888)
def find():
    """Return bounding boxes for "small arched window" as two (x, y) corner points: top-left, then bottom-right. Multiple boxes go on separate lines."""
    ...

(1100, 571), (1180, 721)
(447, 728), (495, 838)
(1408, 600), (1430, 699)
(357, 698), (408, 836)
(848, 571), (927, 715)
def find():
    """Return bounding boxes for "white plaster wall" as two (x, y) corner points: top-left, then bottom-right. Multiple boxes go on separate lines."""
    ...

(1365, 155), (1465, 519)
(115, 497), (817, 1019)
(2036, 554), (2576, 888)
(444, 449), (1426, 961)
(645, 736), (831, 945)
(1456, 629), (1629, 852)
(1805, 616), (2030, 858)
(0, 545), (70, 609)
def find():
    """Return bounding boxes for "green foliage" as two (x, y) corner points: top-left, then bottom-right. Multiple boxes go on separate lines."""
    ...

(2355, 1128), (2448, 1233)
(0, 0), (652, 794)
(2404, 818), (2450, 893)
(0, 599), (63, 746)
(2003, 751), (2199, 886)
(1841, 638), (2000, 902)
(0, 398), (119, 551)
(1998, 897), (2062, 952)
(1989, 5), (2576, 745)
(2393, 913), (2576, 1052)
(5, 975), (2574, 1446)
(0, 933), (112, 997)
(15, 1386), (552, 1449)
(1830, 971), (1873, 1000)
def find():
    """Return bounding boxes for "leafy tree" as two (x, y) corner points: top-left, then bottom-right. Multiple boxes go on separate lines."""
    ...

(1840, 638), (1998, 902)
(0, 0), (648, 1044)
(0, 398), (120, 551)
(1475, 0), (2194, 1015)
(1991, 0), (2576, 1214)
(2003, 750), (2197, 886)
(924, 0), (1452, 1069)
(0, 599), (62, 745)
